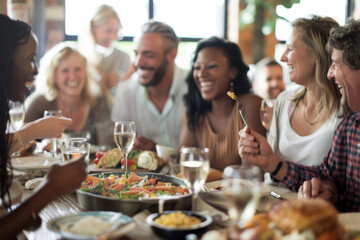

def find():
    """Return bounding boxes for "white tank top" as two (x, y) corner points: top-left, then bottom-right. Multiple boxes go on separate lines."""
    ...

(277, 101), (342, 166)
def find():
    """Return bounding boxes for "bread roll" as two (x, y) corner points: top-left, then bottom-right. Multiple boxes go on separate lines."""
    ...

(137, 151), (163, 170)
(269, 198), (339, 237)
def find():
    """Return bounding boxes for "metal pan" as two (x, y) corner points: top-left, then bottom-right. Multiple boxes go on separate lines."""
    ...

(76, 172), (191, 216)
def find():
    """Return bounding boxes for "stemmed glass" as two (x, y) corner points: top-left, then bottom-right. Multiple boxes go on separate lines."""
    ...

(222, 164), (262, 228)
(44, 110), (62, 157)
(114, 121), (136, 173)
(260, 99), (274, 130)
(9, 101), (25, 131)
(180, 147), (210, 211)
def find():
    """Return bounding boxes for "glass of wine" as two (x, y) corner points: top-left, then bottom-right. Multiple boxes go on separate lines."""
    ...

(61, 137), (88, 162)
(222, 164), (262, 228)
(44, 110), (63, 157)
(260, 99), (274, 130)
(9, 101), (25, 131)
(114, 121), (136, 172)
(180, 147), (210, 211)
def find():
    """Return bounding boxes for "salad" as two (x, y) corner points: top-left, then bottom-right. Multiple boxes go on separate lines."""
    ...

(80, 172), (189, 200)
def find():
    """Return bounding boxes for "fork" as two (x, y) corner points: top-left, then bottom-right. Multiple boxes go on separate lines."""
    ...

(235, 96), (248, 128)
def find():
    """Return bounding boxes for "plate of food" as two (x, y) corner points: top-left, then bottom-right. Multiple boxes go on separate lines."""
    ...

(11, 154), (59, 171)
(47, 211), (134, 240)
(147, 210), (212, 240)
(77, 172), (191, 216)
(235, 198), (357, 240)
(199, 180), (271, 211)
(89, 149), (167, 173)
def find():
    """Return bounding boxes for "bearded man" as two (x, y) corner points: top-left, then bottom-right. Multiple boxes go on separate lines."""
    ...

(111, 20), (188, 151)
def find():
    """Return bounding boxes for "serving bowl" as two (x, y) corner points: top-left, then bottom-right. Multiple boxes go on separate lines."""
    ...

(146, 210), (212, 240)
(76, 172), (191, 216)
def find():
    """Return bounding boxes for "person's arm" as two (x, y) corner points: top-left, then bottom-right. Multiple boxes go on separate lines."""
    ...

(177, 110), (198, 151)
(9, 117), (72, 153)
(0, 156), (87, 239)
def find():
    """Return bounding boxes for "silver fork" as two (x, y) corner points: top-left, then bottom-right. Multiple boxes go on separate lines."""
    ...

(235, 96), (248, 128)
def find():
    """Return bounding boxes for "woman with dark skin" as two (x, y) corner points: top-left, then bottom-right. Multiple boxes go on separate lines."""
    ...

(0, 14), (87, 239)
(178, 37), (266, 171)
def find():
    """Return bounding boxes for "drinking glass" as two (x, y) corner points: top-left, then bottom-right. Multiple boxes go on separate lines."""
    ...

(180, 147), (210, 211)
(222, 164), (262, 228)
(260, 99), (274, 130)
(9, 101), (25, 130)
(114, 121), (136, 173)
(61, 137), (88, 162)
(44, 110), (62, 157)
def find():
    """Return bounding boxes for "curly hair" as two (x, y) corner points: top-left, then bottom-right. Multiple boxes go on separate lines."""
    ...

(0, 14), (32, 208)
(290, 15), (341, 119)
(327, 19), (360, 70)
(184, 36), (251, 131)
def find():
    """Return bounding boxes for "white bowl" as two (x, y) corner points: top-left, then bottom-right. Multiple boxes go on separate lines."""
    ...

(156, 144), (174, 162)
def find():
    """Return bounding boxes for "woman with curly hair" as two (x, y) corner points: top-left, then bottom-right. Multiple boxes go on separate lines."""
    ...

(0, 14), (86, 239)
(178, 36), (266, 171)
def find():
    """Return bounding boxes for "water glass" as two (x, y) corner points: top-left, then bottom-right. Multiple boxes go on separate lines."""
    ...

(44, 110), (63, 157)
(61, 137), (89, 162)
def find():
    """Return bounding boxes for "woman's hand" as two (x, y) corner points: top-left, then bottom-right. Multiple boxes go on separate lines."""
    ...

(133, 134), (156, 151)
(106, 71), (121, 88)
(45, 156), (87, 197)
(238, 126), (273, 168)
(20, 117), (72, 141)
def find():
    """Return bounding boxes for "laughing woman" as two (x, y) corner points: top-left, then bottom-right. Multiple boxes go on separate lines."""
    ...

(178, 37), (266, 171)
(24, 43), (114, 148)
(0, 14), (87, 239)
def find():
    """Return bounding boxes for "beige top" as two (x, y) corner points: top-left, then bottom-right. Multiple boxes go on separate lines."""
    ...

(196, 104), (243, 171)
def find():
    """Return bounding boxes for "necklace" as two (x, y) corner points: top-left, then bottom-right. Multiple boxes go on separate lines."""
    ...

(302, 96), (321, 126)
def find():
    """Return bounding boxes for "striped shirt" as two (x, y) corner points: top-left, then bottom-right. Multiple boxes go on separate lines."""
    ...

(283, 111), (360, 212)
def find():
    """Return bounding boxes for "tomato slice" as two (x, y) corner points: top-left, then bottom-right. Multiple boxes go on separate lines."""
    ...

(94, 157), (100, 164)
(95, 150), (106, 159)
(121, 158), (135, 166)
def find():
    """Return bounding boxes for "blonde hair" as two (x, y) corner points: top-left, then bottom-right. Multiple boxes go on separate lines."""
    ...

(35, 42), (99, 105)
(78, 4), (121, 65)
(290, 15), (341, 118)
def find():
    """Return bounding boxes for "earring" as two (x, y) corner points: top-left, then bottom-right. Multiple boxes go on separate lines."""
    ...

(230, 81), (234, 92)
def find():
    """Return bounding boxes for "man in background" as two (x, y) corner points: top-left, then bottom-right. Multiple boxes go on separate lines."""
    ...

(253, 58), (285, 99)
(111, 20), (188, 151)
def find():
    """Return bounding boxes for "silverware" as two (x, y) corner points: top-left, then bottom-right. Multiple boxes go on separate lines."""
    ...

(270, 191), (284, 200)
(236, 96), (248, 128)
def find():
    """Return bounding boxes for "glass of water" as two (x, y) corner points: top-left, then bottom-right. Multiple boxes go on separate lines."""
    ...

(44, 110), (62, 157)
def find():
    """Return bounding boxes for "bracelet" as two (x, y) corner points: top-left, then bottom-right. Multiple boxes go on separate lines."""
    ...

(13, 132), (24, 148)
(270, 161), (283, 176)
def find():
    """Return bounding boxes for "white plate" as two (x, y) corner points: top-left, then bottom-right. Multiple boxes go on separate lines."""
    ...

(199, 180), (271, 210)
(47, 211), (133, 240)
(338, 212), (360, 231)
(11, 154), (59, 171)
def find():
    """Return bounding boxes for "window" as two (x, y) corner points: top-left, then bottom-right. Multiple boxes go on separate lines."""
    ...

(65, 0), (226, 69)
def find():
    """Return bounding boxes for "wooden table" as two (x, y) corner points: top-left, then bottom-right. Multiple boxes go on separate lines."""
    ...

(18, 167), (293, 240)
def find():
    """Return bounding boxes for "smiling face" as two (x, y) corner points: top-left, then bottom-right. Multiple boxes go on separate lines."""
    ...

(193, 47), (236, 101)
(10, 33), (38, 102)
(54, 52), (87, 98)
(328, 49), (360, 110)
(133, 33), (172, 87)
(280, 28), (316, 86)
(92, 16), (120, 48)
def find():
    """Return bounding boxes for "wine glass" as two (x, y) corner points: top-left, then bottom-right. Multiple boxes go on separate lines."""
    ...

(9, 101), (25, 130)
(44, 110), (63, 157)
(222, 164), (262, 228)
(114, 121), (136, 173)
(260, 99), (274, 130)
(180, 147), (210, 211)
(61, 137), (89, 162)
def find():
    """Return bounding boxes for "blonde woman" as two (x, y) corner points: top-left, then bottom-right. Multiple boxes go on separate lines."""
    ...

(78, 4), (133, 105)
(25, 42), (114, 148)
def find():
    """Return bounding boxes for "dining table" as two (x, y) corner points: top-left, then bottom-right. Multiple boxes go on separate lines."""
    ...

(13, 164), (296, 240)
